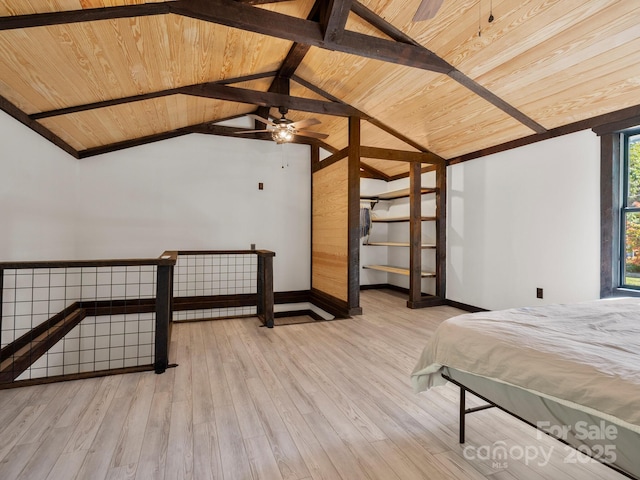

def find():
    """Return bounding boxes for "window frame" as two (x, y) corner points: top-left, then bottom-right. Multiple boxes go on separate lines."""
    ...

(619, 128), (640, 289)
(599, 125), (640, 298)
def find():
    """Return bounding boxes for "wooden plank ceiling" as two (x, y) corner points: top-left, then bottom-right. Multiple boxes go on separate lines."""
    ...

(1, 0), (639, 178)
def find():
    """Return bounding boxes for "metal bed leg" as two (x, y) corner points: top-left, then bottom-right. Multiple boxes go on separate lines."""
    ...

(459, 385), (466, 443)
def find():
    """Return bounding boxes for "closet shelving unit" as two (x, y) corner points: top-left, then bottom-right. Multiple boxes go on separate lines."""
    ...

(361, 177), (444, 308)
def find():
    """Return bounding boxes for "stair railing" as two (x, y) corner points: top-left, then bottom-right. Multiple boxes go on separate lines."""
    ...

(0, 249), (274, 388)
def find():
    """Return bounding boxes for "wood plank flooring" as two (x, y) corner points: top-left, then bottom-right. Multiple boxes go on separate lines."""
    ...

(0, 290), (628, 480)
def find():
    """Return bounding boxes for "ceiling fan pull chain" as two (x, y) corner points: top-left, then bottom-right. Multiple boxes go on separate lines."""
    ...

(488, 0), (494, 23)
(478, 0), (482, 37)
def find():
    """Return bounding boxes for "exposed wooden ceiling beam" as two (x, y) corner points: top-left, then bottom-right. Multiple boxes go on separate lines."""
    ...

(448, 71), (546, 134)
(0, 95), (79, 158)
(251, 2), (319, 129)
(30, 71), (279, 120)
(320, 0), (352, 43)
(290, 75), (446, 159)
(77, 120), (335, 159)
(1, 0), (541, 139)
(234, 0), (293, 4)
(350, 1), (547, 135)
(449, 103), (640, 166)
(0, 1), (448, 74)
(0, 4), (169, 30)
(360, 146), (442, 165)
(194, 124), (338, 152)
(350, 1), (419, 46)
(181, 83), (365, 118)
(170, 0), (453, 74)
(359, 162), (391, 181)
(78, 125), (196, 158)
(592, 104), (640, 135)
(277, 43), (312, 80)
(365, 117), (437, 157)
(291, 75), (343, 104)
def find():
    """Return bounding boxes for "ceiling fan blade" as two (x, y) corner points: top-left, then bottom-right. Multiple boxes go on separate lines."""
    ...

(290, 118), (321, 129)
(248, 114), (275, 126)
(296, 130), (329, 139)
(236, 129), (271, 134)
(413, 0), (444, 21)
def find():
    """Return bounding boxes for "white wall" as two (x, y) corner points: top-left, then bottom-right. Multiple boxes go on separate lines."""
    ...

(448, 130), (601, 310)
(0, 113), (80, 260)
(0, 111), (311, 292)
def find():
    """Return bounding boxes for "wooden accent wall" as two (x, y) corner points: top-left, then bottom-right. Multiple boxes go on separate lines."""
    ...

(312, 158), (349, 303)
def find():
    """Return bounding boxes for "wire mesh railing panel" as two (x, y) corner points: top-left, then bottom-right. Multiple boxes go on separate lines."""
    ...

(173, 252), (258, 321)
(21, 312), (156, 379)
(1, 264), (158, 382)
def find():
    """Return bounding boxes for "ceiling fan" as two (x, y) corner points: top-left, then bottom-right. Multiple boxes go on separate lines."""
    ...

(413, 0), (444, 21)
(238, 107), (329, 144)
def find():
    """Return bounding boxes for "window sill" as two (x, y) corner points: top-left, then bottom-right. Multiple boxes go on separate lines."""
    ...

(609, 287), (640, 298)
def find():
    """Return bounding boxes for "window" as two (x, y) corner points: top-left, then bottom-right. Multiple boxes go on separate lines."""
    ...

(598, 122), (640, 298)
(621, 129), (640, 288)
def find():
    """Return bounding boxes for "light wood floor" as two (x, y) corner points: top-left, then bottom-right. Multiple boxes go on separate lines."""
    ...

(0, 290), (627, 480)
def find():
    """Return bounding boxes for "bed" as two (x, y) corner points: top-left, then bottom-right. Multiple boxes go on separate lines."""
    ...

(411, 298), (640, 479)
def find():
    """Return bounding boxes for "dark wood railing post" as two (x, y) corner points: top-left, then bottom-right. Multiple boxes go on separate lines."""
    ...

(155, 262), (173, 373)
(256, 250), (275, 328)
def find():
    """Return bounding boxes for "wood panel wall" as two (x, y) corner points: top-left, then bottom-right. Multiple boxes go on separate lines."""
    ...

(312, 158), (349, 303)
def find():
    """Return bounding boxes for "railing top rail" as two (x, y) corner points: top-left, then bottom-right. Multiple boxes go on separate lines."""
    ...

(0, 249), (278, 271)
(0, 256), (176, 270)
(171, 250), (275, 257)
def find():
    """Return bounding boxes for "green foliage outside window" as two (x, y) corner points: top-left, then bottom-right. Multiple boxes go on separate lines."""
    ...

(624, 138), (640, 276)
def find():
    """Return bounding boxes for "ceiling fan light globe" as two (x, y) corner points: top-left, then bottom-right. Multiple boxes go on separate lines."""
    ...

(272, 126), (294, 144)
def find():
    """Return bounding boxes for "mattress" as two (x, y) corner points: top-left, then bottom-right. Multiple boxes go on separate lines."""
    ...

(410, 298), (640, 478)
(411, 298), (640, 433)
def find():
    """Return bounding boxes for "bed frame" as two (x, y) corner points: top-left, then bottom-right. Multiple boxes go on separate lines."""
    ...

(442, 373), (638, 480)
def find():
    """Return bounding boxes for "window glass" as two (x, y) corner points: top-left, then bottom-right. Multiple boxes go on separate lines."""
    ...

(622, 132), (640, 288)
(626, 133), (640, 206)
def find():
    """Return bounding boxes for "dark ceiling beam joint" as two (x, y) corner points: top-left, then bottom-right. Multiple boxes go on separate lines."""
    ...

(0, 1), (449, 73)
(360, 146), (442, 165)
(170, 0), (453, 74)
(320, 0), (352, 43)
(181, 82), (365, 118)
(251, 2), (320, 128)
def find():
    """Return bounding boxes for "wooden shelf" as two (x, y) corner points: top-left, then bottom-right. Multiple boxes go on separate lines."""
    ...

(361, 187), (436, 201)
(371, 216), (436, 223)
(363, 265), (435, 277)
(364, 242), (436, 248)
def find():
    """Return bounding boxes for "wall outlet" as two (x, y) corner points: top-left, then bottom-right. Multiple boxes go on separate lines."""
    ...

(250, 243), (256, 250)
(536, 288), (543, 299)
